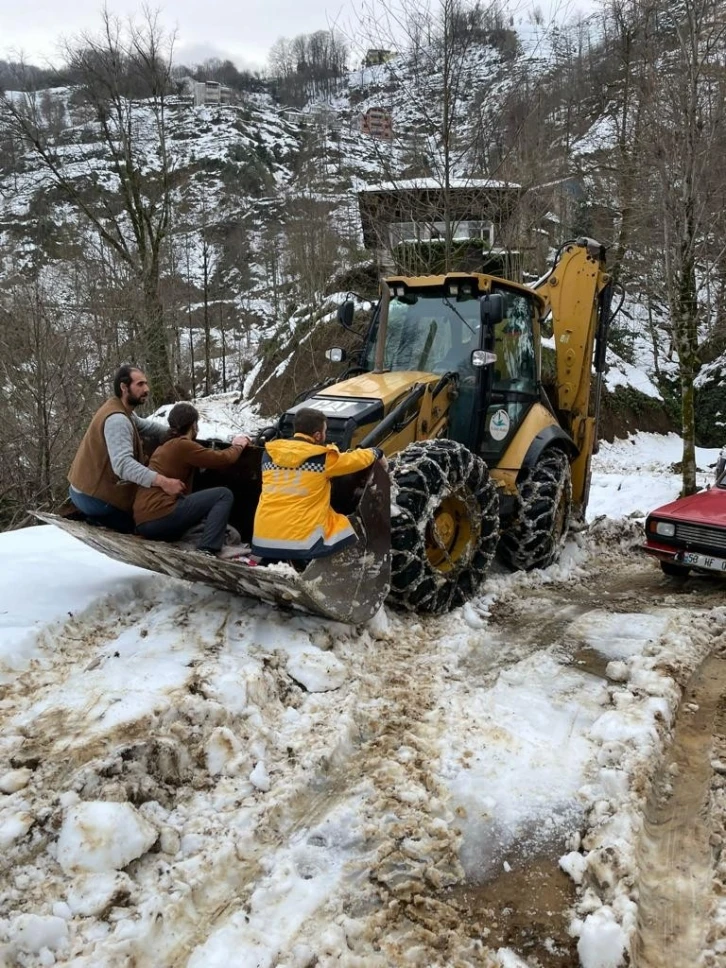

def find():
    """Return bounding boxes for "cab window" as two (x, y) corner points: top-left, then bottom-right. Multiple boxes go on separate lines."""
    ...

(490, 286), (537, 394)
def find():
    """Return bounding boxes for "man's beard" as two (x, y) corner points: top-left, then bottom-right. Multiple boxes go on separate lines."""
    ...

(127, 391), (148, 407)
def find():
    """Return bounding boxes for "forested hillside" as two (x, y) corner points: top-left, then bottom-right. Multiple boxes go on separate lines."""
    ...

(1, 0), (725, 528)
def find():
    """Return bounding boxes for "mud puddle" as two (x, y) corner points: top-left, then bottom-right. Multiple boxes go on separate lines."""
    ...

(445, 842), (579, 966)
(570, 645), (615, 680)
(632, 652), (726, 967)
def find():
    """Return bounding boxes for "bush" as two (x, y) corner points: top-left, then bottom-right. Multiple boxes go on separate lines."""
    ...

(695, 374), (726, 447)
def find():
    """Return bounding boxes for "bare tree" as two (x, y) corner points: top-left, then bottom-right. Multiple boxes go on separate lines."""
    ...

(349, 0), (578, 276)
(0, 8), (178, 402)
(269, 29), (349, 105)
(283, 194), (342, 309)
(0, 275), (104, 526)
(640, 0), (726, 492)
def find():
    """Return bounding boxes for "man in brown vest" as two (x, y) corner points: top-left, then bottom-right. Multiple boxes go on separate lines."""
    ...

(68, 365), (185, 532)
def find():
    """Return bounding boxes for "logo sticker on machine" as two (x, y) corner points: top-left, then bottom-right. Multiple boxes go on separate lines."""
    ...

(489, 409), (511, 441)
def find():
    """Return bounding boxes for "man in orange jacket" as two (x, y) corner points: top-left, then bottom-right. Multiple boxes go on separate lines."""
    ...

(251, 408), (386, 562)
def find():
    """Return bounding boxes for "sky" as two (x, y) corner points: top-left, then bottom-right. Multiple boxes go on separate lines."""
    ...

(0, 0), (599, 73)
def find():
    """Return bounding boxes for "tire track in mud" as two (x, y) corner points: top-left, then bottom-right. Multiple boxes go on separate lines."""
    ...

(456, 549), (726, 967)
(2, 586), (164, 768)
(160, 612), (509, 967)
(161, 545), (726, 968)
(632, 647), (726, 968)
(2, 584), (206, 776)
(338, 620), (482, 965)
(286, 548), (652, 966)
(7, 531), (726, 967)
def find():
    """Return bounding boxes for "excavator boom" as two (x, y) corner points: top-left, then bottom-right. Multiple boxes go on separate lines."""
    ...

(535, 239), (613, 514)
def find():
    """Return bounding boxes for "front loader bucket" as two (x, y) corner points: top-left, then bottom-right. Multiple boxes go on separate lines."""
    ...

(34, 463), (391, 625)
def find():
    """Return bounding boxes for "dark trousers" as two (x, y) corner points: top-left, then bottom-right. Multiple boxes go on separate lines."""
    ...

(136, 487), (234, 553)
(69, 487), (134, 533)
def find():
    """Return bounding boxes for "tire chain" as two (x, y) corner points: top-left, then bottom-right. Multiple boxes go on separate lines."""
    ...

(498, 448), (572, 571)
(389, 439), (500, 613)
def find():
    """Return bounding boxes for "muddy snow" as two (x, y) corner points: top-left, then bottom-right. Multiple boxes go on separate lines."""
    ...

(1, 432), (725, 967)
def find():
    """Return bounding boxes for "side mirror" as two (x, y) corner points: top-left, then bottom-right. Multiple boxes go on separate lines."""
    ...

(337, 301), (355, 329)
(480, 293), (505, 326)
(325, 347), (347, 363)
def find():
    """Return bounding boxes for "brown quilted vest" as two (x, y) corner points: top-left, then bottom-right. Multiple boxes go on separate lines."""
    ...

(68, 398), (145, 511)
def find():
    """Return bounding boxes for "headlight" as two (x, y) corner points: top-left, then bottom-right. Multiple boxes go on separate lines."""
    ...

(655, 520), (676, 537)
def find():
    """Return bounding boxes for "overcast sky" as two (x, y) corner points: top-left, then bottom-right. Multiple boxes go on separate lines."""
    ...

(0, 0), (597, 72)
(2, 0), (352, 70)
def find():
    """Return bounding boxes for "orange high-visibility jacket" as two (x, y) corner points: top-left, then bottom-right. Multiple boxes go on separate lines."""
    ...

(251, 433), (382, 560)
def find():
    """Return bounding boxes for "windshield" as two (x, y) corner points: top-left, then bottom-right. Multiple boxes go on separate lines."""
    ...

(364, 290), (481, 374)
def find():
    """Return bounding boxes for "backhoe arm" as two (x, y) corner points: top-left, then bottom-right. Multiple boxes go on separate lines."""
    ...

(535, 239), (613, 517)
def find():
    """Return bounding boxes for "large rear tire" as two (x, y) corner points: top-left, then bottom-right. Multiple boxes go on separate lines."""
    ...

(389, 439), (500, 613)
(498, 448), (572, 572)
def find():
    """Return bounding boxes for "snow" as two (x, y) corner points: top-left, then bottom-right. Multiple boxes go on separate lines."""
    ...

(152, 391), (266, 443)
(286, 650), (347, 692)
(0, 428), (724, 965)
(0, 526), (148, 683)
(577, 907), (628, 968)
(588, 431), (720, 522)
(9, 914), (68, 957)
(604, 348), (662, 399)
(360, 176), (521, 192)
(56, 801), (158, 874)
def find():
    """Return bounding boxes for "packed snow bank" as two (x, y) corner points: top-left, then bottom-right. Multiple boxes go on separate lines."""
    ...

(0, 526), (147, 683)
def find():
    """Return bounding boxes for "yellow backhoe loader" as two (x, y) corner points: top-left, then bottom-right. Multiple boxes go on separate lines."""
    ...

(39, 238), (616, 623)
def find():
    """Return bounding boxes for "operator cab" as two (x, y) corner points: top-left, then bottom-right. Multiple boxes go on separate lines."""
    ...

(360, 278), (540, 458)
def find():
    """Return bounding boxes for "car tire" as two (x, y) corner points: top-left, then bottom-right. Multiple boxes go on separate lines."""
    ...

(498, 448), (572, 571)
(389, 439), (500, 613)
(660, 561), (691, 578)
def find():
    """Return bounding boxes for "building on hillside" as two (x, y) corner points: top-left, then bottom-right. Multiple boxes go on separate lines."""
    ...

(357, 178), (528, 280)
(360, 107), (393, 140)
(182, 78), (235, 107)
(364, 49), (396, 67)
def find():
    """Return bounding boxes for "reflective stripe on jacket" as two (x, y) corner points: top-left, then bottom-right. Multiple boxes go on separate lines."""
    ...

(251, 434), (381, 560)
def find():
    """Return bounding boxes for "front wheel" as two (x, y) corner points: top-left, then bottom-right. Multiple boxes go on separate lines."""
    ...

(389, 439), (500, 613)
(498, 448), (572, 571)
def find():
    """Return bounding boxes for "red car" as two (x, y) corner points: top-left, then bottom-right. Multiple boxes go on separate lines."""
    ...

(644, 479), (726, 577)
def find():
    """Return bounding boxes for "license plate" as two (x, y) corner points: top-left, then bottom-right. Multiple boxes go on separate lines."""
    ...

(679, 551), (726, 572)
